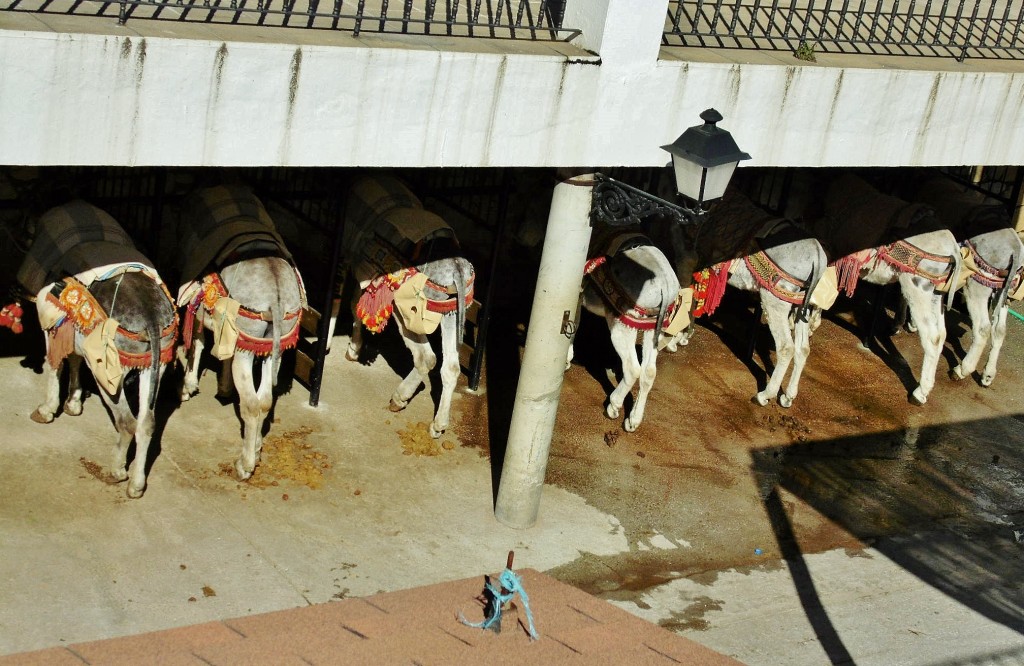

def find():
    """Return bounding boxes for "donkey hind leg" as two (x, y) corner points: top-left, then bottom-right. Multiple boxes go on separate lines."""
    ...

(429, 315), (460, 438)
(63, 354), (85, 416)
(952, 282), (991, 382)
(755, 294), (797, 407)
(981, 302), (1009, 387)
(31, 334), (63, 423)
(624, 329), (659, 432)
(605, 322), (640, 424)
(181, 320), (206, 401)
(901, 276), (946, 405)
(391, 318), (435, 414)
(125, 365), (164, 498)
(346, 287), (364, 362)
(233, 351), (273, 481)
(95, 384), (135, 485)
(781, 310), (813, 408)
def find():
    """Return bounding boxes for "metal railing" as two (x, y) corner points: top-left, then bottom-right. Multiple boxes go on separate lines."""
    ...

(1, 0), (579, 42)
(664, 0), (1024, 61)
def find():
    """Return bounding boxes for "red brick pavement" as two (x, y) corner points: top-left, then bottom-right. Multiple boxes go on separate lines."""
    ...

(0, 569), (744, 665)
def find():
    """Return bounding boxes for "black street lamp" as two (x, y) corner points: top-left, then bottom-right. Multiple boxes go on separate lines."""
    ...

(592, 108), (751, 227)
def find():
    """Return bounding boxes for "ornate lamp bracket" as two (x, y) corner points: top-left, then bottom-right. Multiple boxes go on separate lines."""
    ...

(591, 173), (706, 227)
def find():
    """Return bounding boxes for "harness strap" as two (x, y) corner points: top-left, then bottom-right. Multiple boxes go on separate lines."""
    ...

(744, 251), (807, 306)
(585, 258), (678, 331)
(185, 272), (302, 354)
(47, 276), (178, 368)
(964, 240), (1022, 291)
(424, 273), (475, 314)
(877, 239), (953, 286)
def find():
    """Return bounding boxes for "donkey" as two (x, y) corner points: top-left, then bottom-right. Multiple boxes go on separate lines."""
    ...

(573, 226), (681, 431)
(177, 185), (306, 481)
(659, 188), (830, 408)
(812, 173), (962, 405)
(6, 200), (177, 498)
(342, 174), (474, 439)
(912, 175), (1024, 387)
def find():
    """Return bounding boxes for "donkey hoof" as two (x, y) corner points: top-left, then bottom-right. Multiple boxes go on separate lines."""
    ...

(624, 417), (640, 433)
(910, 388), (928, 406)
(778, 393), (794, 409)
(981, 374), (995, 387)
(30, 409), (54, 424)
(752, 393), (770, 407)
(345, 346), (360, 362)
(110, 467), (128, 483)
(388, 398), (407, 413)
(64, 400), (82, 416)
(233, 459), (254, 481)
(605, 403), (621, 420)
(950, 366), (966, 381)
(429, 423), (446, 439)
(126, 482), (146, 499)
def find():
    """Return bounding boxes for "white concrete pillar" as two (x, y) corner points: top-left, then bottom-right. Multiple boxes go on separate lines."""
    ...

(494, 170), (595, 529)
(563, 0), (669, 66)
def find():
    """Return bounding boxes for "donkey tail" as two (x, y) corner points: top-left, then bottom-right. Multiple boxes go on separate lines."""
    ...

(991, 244), (1023, 320)
(270, 298), (283, 388)
(455, 259), (473, 343)
(798, 244), (828, 321)
(146, 312), (162, 412)
(944, 241), (963, 314)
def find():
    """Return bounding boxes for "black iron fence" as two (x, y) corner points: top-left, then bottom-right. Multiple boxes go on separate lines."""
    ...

(664, 0), (1024, 61)
(1, 0), (578, 41)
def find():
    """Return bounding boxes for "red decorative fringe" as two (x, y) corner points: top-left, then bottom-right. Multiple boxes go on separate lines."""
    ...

(834, 254), (867, 297)
(692, 260), (731, 318)
(235, 321), (300, 356)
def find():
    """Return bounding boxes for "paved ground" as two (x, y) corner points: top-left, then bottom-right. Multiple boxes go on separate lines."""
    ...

(1, 277), (1023, 665)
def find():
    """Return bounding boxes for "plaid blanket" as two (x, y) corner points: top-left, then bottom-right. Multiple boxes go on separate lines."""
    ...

(914, 176), (1011, 241)
(696, 189), (781, 267)
(817, 173), (937, 259)
(344, 175), (455, 286)
(177, 185), (293, 284)
(17, 200), (153, 295)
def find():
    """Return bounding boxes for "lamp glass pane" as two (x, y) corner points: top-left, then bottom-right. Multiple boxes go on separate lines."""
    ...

(672, 158), (707, 202)
(701, 162), (738, 201)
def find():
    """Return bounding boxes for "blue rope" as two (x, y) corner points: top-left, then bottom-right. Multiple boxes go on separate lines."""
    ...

(459, 568), (539, 640)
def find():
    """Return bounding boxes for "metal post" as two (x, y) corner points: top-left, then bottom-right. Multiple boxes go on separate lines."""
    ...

(494, 169), (594, 529)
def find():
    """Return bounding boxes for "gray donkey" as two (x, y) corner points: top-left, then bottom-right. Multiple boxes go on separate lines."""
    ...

(342, 174), (474, 439)
(812, 173), (962, 405)
(177, 185), (306, 481)
(660, 188), (829, 408)
(912, 175), (1024, 387)
(574, 226), (681, 431)
(7, 200), (177, 498)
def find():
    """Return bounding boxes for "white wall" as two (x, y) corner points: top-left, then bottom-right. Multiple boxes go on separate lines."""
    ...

(2, 14), (1023, 168)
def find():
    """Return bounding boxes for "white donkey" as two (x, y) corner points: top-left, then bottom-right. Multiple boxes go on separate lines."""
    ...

(343, 174), (474, 439)
(913, 176), (1024, 387)
(658, 189), (830, 408)
(814, 173), (961, 405)
(574, 227), (680, 431)
(177, 185), (306, 481)
(6, 200), (177, 498)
